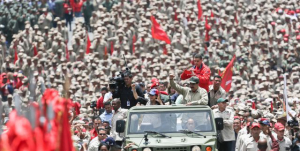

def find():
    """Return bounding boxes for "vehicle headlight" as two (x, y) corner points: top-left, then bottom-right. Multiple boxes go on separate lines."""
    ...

(143, 147), (152, 151)
(191, 146), (201, 151)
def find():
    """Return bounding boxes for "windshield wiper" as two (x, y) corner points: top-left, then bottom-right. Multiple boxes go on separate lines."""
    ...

(144, 131), (171, 138)
(179, 129), (206, 138)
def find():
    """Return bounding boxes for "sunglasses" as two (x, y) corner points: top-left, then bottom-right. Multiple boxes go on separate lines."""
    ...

(99, 133), (106, 136)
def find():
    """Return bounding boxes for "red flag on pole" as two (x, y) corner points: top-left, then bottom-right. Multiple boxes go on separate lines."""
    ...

(86, 32), (91, 54)
(234, 13), (239, 24)
(132, 35), (136, 54)
(151, 15), (171, 44)
(219, 55), (236, 92)
(14, 48), (18, 64)
(270, 101), (273, 112)
(110, 41), (114, 55)
(33, 45), (38, 56)
(58, 100), (76, 151)
(252, 102), (256, 109)
(66, 46), (70, 61)
(205, 17), (211, 42)
(174, 11), (178, 21)
(104, 46), (108, 56)
(197, 0), (203, 20)
(163, 46), (167, 55)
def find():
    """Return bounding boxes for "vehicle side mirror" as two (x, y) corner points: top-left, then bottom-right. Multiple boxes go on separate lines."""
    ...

(116, 120), (126, 133)
(215, 118), (224, 131)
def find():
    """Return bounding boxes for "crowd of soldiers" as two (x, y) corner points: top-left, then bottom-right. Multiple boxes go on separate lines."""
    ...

(1, 0), (300, 150)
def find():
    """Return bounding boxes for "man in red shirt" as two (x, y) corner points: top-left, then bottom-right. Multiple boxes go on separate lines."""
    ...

(96, 87), (108, 109)
(90, 117), (102, 140)
(181, 54), (211, 92)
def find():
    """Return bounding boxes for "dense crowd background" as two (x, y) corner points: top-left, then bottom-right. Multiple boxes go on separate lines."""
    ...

(1, 0), (300, 151)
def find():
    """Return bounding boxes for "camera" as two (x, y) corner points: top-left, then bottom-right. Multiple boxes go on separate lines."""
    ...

(288, 118), (299, 128)
(109, 69), (131, 89)
(90, 101), (97, 108)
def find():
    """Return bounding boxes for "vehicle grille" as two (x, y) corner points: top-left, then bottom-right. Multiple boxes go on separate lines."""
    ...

(155, 147), (188, 151)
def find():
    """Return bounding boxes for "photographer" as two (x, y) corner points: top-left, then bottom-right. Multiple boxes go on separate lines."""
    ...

(112, 72), (144, 109)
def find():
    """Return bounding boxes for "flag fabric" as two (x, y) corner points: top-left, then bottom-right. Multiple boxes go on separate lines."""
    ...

(58, 100), (76, 151)
(86, 32), (91, 54)
(205, 17), (211, 42)
(104, 47), (108, 56)
(33, 45), (38, 56)
(270, 101), (273, 112)
(252, 102), (256, 109)
(174, 11), (178, 21)
(197, 0), (203, 20)
(66, 46), (70, 61)
(234, 13), (239, 24)
(110, 41), (114, 55)
(210, 10), (214, 18)
(283, 75), (292, 121)
(163, 46), (167, 55)
(151, 16), (171, 44)
(132, 35), (136, 54)
(219, 55), (236, 92)
(14, 48), (18, 64)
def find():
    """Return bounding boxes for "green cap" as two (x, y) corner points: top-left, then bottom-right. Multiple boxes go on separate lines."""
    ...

(217, 98), (228, 103)
(189, 76), (199, 84)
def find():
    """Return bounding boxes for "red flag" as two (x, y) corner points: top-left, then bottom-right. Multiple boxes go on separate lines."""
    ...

(174, 11), (178, 21)
(14, 48), (18, 64)
(86, 32), (91, 54)
(66, 46), (70, 61)
(151, 16), (171, 44)
(104, 46), (108, 56)
(234, 13), (239, 24)
(110, 41), (114, 55)
(163, 46), (167, 55)
(270, 101), (273, 112)
(205, 17), (211, 42)
(220, 55), (236, 92)
(197, 0), (203, 20)
(132, 35), (136, 54)
(33, 45), (38, 56)
(58, 100), (76, 151)
(252, 102), (256, 109)
(210, 10), (214, 18)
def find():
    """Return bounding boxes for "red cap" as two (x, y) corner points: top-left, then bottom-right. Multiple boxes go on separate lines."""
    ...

(296, 9), (300, 13)
(284, 34), (289, 37)
(271, 22), (276, 26)
(251, 123), (261, 129)
(260, 118), (267, 121)
(274, 122), (285, 131)
(296, 30), (299, 33)
(289, 11), (295, 15)
(297, 35), (300, 40)
(150, 82), (159, 89)
(280, 29), (286, 33)
(284, 38), (288, 41)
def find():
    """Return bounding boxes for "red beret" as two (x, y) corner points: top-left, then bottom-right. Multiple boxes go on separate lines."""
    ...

(271, 22), (276, 26)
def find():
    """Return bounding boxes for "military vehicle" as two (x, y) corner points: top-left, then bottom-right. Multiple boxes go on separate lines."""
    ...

(116, 105), (224, 151)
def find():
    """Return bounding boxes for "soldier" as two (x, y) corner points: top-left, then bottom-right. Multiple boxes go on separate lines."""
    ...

(82, 0), (94, 31)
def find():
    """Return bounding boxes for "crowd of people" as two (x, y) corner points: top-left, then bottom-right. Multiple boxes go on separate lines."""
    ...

(1, 0), (300, 150)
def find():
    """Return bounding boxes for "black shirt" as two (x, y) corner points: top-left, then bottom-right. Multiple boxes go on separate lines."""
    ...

(113, 84), (144, 109)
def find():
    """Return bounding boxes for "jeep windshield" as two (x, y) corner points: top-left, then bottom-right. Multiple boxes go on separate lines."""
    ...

(127, 110), (213, 134)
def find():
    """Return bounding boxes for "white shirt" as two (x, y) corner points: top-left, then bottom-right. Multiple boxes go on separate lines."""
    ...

(213, 107), (235, 141)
